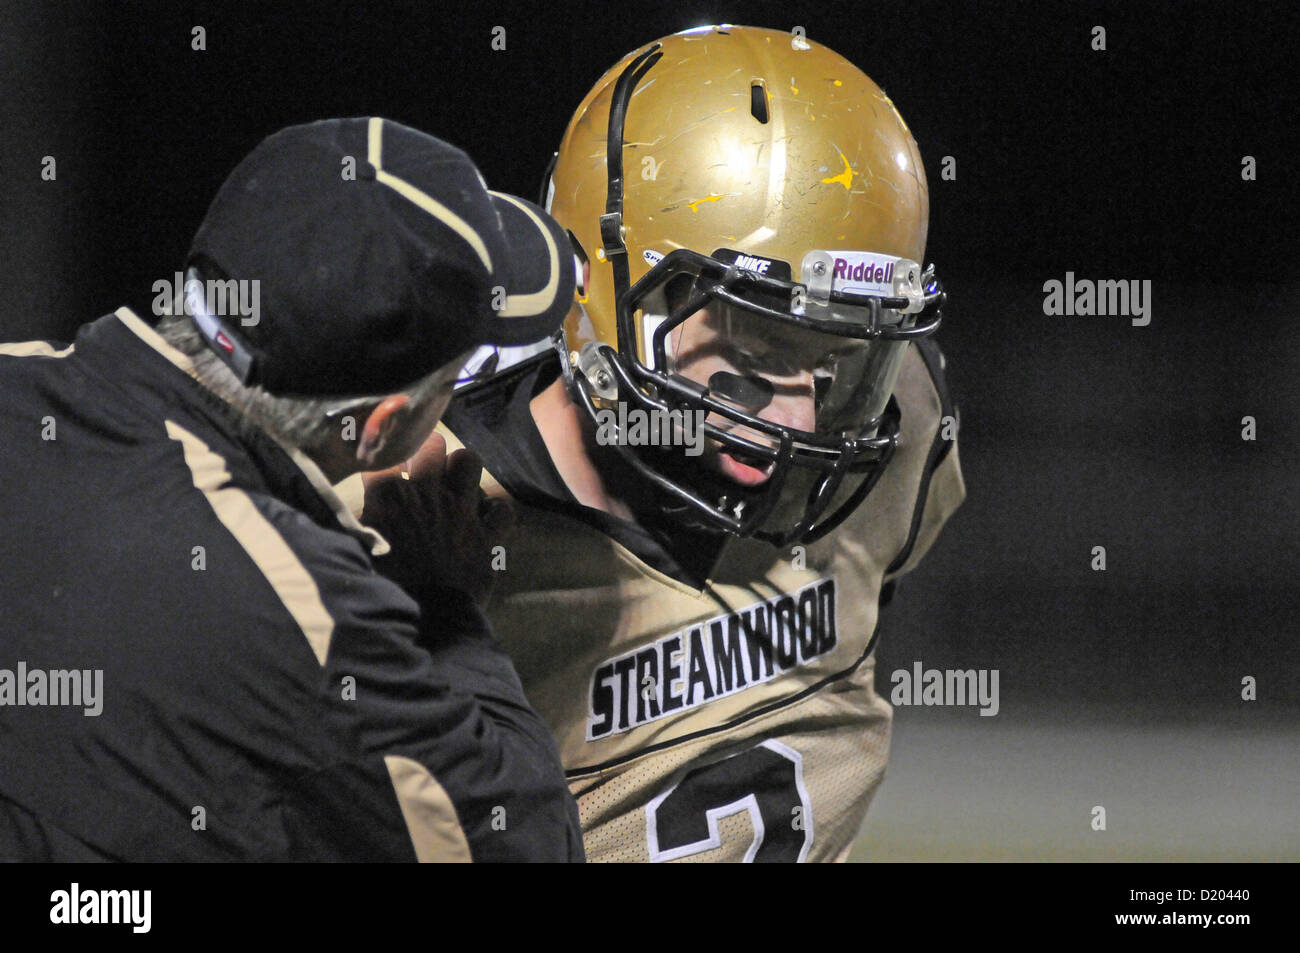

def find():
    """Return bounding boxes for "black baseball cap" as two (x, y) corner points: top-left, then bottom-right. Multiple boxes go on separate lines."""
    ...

(185, 117), (575, 398)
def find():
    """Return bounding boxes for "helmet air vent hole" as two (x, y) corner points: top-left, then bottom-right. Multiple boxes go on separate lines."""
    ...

(750, 82), (770, 124)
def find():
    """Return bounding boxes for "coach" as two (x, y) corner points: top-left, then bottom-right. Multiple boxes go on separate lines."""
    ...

(0, 118), (582, 861)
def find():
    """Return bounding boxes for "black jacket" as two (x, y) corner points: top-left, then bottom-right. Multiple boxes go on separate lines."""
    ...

(0, 308), (583, 862)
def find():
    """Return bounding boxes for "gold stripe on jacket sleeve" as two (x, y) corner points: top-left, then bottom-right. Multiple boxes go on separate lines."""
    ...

(384, 755), (473, 863)
(165, 419), (336, 666)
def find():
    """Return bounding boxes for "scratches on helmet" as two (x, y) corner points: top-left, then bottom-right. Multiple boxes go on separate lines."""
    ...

(661, 106), (739, 148)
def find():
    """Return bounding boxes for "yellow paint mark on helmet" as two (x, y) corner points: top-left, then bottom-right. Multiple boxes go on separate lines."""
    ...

(821, 151), (855, 190)
(833, 79), (843, 87)
(686, 193), (726, 212)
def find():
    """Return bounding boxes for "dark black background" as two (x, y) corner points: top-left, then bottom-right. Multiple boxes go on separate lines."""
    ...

(1, 0), (1296, 714)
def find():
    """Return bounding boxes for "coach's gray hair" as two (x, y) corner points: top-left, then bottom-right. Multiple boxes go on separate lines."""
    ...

(155, 310), (445, 453)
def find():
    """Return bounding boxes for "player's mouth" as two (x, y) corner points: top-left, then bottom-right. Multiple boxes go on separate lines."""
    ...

(717, 448), (776, 487)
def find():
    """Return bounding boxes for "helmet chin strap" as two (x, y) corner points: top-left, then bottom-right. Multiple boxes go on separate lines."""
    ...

(552, 325), (578, 392)
(600, 43), (663, 313)
(555, 43), (660, 409)
(547, 43), (663, 406)
(595, 52), (784, 513)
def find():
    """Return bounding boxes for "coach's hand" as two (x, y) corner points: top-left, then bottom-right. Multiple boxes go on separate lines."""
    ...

(360, 432), (514, 605)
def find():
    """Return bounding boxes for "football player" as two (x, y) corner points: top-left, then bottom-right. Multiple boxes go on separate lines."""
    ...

(440, 25), (965, 861)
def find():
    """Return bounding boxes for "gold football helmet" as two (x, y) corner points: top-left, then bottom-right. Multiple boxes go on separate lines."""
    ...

(542, 24), (945, 545)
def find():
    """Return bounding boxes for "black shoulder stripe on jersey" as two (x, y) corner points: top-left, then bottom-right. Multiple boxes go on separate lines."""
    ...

(445, 351), (714, 584)
(443, 351), (573, 509)
(884, 337), (956, 577)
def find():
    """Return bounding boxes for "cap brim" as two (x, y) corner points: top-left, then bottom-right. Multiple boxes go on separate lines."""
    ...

(480, 192), (577, 347)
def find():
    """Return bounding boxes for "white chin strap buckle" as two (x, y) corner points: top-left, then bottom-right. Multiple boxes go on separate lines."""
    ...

(892, 258), (925, 314)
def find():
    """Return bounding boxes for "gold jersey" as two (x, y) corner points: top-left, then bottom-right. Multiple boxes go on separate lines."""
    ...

(439, 339), (963, 862)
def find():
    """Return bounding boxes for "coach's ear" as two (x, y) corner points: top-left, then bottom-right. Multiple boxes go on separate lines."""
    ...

(356, 395), (416, 470)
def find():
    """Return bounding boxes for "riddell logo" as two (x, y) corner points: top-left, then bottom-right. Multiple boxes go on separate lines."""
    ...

(734, 255), (772, 275)
(834, 258), (894, 284)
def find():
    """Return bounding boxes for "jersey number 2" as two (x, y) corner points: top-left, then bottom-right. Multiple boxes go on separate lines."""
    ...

(645, 740), (813, 862)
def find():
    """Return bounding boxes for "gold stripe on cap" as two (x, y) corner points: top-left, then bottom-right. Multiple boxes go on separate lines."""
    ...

(367, 117), (493, 273)
(367, 115), (384, 168)
(489, 192), (561, 318)
(165, 419), (335, 666)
